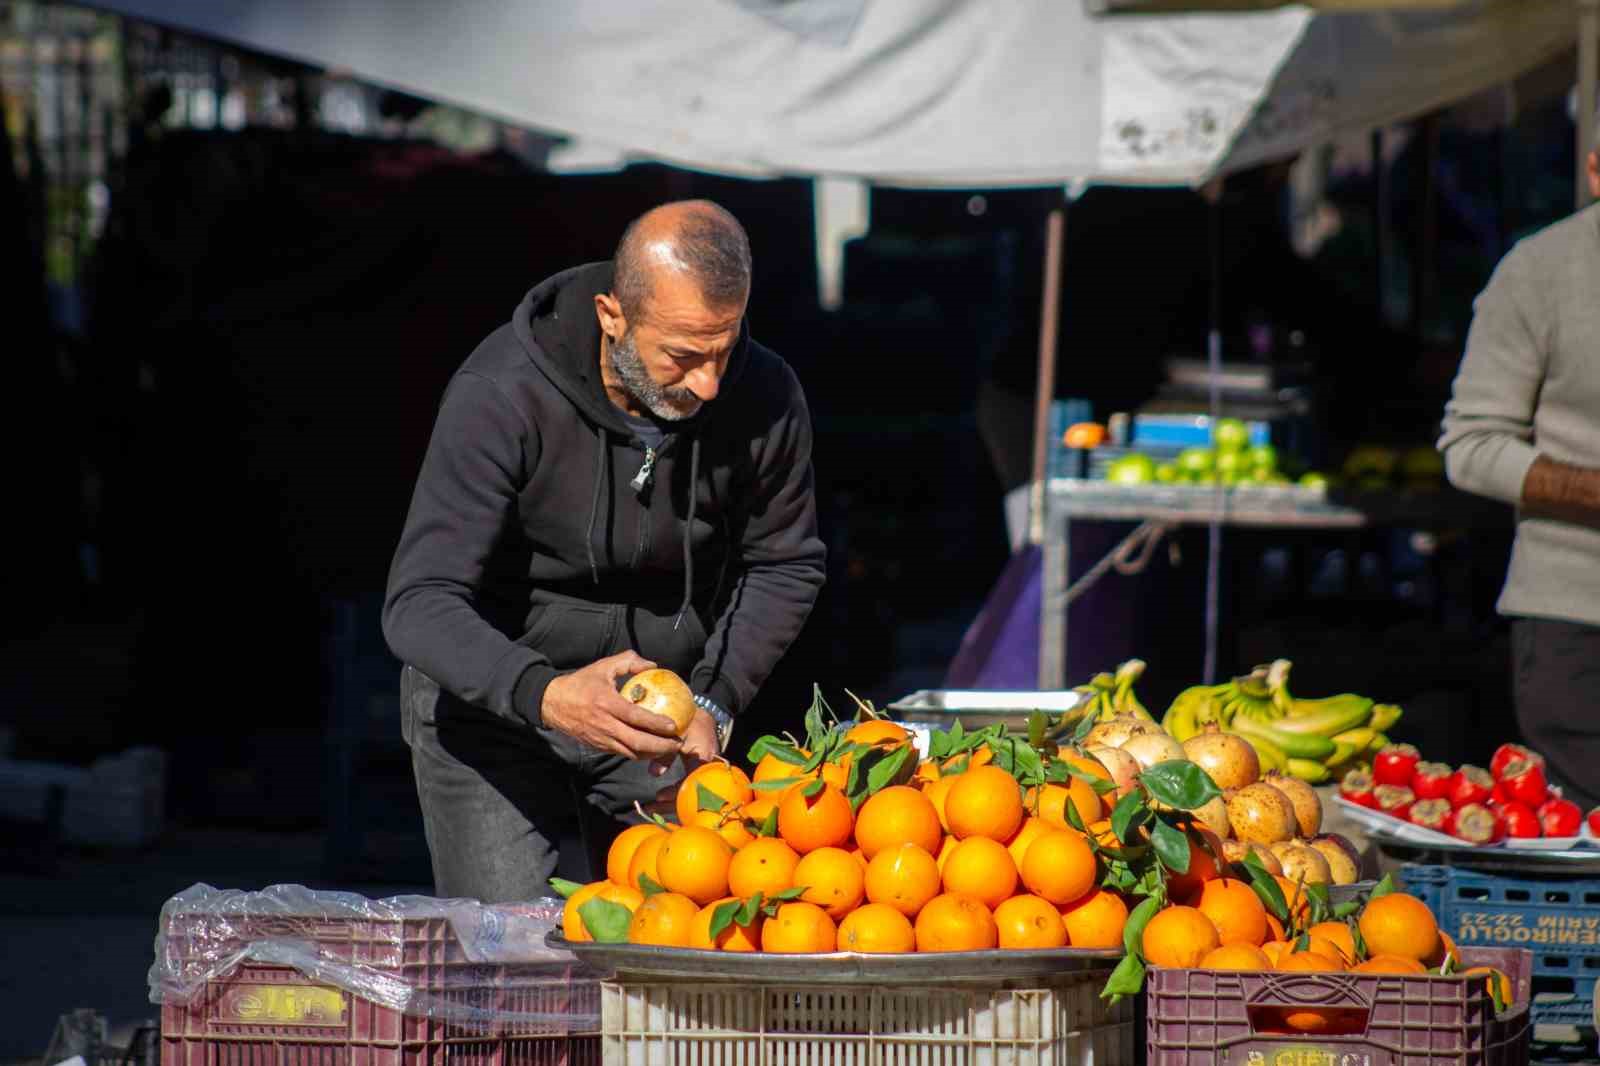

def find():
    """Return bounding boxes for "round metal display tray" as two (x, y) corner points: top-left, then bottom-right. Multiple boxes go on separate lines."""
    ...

(546, 933), (1120, 984)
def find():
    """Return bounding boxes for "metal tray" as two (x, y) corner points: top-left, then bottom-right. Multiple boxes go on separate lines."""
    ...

(546, 933), (1119, 984)
(886, 690), (1084, 730)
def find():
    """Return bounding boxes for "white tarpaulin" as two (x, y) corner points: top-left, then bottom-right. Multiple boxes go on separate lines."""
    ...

(85, 0), (1574, 187)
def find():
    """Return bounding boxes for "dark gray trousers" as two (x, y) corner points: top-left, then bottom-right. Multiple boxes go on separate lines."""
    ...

(400, 664), (684, 903)
(1512, 617), (1600, 811)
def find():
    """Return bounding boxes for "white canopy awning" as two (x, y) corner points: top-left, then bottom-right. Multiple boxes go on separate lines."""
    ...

(87, 0), (1575, 187)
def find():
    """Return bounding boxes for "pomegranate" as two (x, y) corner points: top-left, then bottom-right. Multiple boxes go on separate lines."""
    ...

(1224, 783), (1299, 845)
(1264, 771), (1323, 839)
(1181, 727), (1261, 791)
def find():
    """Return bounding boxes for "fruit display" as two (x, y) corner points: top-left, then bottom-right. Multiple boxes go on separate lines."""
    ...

(1341, 443), (1445, 492)
(555, 667), (1458, 1009)
(1162, 660), (1400, 784)
(1095, 417), (1329, 489)
(1338, 740), (1600, 849)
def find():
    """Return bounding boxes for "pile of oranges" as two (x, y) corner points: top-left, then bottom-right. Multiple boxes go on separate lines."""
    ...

(559, 709), (1504, 1022)
(562, 717), (1132, 954)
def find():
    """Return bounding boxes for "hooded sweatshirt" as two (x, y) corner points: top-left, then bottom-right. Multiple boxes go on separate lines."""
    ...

(382, 262), (826, 725)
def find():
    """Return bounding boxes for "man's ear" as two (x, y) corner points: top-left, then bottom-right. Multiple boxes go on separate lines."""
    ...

(594, 292), (625, 342)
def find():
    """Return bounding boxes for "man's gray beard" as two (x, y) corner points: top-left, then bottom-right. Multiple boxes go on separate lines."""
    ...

(610, 330), (703, 420)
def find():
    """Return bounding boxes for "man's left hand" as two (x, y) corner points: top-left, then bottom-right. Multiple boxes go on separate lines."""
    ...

(649, 709), (723, 797)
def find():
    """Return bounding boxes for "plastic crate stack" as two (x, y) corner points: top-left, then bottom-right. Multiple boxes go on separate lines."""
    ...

(1404, 864), (1600, 1048)
(153, 886), (600, 1066)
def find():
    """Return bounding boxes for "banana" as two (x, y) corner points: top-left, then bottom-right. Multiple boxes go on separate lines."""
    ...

(1242, 697), (1280, 724)
(1286, 758), (1332, 784)
(1162, 697), (1200, 742)
(1229, 713), (1338, 761)
(1366, 732), (1389, 753)
(1331, 726), (1377, 749)
(1242, 733), (1288, 773)
(1368, 703), (1403, 732)
(1327, 739), (1360, 765)
(1073, 660), (1157, 723)
(1264, 659), (1295, 719)
(1162, 683), (1226, 739)
(1274, 695), (1373, 737)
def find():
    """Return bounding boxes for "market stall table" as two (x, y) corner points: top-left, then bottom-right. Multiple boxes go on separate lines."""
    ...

(1038, 478), (1512, 688)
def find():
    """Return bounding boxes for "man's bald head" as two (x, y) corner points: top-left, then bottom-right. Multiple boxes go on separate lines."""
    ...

(612, 200), (752, 322)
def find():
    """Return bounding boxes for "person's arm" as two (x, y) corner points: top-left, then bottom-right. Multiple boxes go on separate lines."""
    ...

(1519, 455), (1600, 528)
(691, 365), (827, 718)
(1438, 246), (1548, 509)
(383, 372), (681, 758)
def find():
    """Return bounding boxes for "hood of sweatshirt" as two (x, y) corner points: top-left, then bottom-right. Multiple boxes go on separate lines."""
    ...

(509, 261), (752, 632)
(512, 261), (752, 437)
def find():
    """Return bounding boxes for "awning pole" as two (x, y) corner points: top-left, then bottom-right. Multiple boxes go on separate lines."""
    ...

(1580, 0), (1599, 209)
(1027, 202), (1067, 546)
(1203, 184), (1224, 685)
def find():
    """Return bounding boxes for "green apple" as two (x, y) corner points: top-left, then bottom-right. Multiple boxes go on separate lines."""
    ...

(1214, 450), (1249, 480)
(1177, 447), (1215, 477)
(1212, 417), (1250, 453)
(1298, 471), (1330, 490)
(1154, 462), (1180, 484)
(1105, 453), (1156, 485)
(1246, 443), (1278, 473)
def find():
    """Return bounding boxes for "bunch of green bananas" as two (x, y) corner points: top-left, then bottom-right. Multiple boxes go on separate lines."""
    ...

(1162, 659), (1400, 784)
(1071, 659), (1156, 724)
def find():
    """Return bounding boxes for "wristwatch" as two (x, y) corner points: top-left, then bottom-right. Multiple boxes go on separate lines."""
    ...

(693, 694), (735, 750)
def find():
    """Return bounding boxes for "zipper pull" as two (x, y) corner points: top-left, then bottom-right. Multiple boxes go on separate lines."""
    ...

(629, 447), (657, 495)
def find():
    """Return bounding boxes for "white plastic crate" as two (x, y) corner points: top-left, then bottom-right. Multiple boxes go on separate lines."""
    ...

(601, 971), (1133, 1065)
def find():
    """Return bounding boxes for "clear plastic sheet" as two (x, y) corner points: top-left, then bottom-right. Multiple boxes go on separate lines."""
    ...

(149, 883), (598, 1028)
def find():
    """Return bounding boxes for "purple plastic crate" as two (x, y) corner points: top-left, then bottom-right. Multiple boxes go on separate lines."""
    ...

(1146, 946), (1531, 1066)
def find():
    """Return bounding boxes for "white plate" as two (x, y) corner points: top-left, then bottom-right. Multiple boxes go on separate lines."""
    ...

(1514, 834), (1583, 850)
(1331, 796), (1480, 847)
(1334, 796), (1600, 857)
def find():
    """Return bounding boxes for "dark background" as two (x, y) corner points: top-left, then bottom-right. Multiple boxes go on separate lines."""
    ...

(0, 11), (1592, 1054)
(6, 115), (1568, 846)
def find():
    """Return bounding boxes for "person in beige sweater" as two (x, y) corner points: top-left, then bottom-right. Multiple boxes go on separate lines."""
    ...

(1438, 140), (1600, 811)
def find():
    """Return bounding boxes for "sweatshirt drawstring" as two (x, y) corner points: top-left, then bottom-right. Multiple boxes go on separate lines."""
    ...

(585, 427), (608, 584)
(674, 435), (701, 631)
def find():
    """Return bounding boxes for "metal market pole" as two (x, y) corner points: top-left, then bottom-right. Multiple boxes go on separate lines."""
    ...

(1203, 183), (1224, 685)
(1028, 204), (1067, 545)
(1580, 0), (1599, 209)
(1032, 199), (1067, 689)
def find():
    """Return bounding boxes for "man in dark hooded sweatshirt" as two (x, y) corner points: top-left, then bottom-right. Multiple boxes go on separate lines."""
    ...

(384, 201), (826, 902)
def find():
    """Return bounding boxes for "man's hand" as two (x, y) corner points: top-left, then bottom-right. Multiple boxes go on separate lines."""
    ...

(649, 708), (720, 779)
(540, 651), (683, 760)
(650, 708), (723, 803)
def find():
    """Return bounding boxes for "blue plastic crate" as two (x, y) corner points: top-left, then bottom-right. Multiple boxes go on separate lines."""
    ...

(1402, 864), (1600, 1032)
(1131, 413), (1270, 449)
